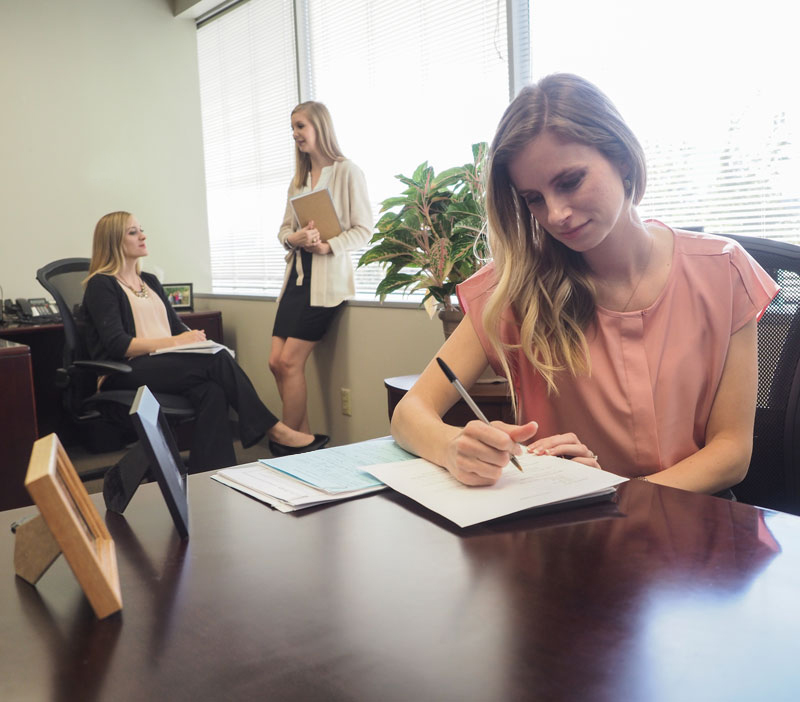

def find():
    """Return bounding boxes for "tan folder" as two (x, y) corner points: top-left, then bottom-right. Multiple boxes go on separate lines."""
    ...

(290, 188), (342, 241)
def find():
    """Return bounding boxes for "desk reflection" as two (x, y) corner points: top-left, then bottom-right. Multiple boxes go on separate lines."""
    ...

(457, 481), (781, 700)
(105, 511), (190, 662)
(14, 577), (122, 702)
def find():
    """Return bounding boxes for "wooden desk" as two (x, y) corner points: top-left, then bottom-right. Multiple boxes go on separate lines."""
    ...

(0, 311), (223, 439)
(2, 475), (798, 700)
(385, 374), (514, 425)
(0, 340), (38, 511)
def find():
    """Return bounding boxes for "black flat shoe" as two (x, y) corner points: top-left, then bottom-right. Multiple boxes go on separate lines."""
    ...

(268, 434), (330, 457)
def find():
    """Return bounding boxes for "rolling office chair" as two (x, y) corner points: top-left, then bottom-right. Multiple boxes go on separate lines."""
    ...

(727, 234), (800, 515)
(36, 258), (195, 480)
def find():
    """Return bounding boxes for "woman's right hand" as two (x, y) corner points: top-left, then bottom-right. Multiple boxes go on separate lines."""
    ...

(290, 220), (321, 249)
(445, 420), (538, 486)
(174, 329), (206, 346)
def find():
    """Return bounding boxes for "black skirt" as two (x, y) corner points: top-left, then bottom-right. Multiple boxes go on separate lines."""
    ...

(272, 250), (343, 341)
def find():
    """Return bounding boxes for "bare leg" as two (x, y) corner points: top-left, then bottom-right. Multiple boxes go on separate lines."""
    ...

(269, 336), (318, 432)
(268, 336), (287, 400)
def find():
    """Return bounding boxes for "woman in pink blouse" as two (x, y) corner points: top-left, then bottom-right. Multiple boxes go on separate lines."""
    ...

(391, 74), (778, 493)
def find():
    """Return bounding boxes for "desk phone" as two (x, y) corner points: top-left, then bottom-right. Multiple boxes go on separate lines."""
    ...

(4, 298), (61, 323)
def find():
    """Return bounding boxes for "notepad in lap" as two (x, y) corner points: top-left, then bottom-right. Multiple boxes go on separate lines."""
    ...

(151, 340), (234, 357)
(290, 188), (342, 241)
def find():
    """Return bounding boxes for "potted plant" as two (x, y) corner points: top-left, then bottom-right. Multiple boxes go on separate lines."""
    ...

(358, 143), (489, 336)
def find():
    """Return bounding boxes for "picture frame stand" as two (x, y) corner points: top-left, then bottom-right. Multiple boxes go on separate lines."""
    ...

(12, 514), (62, 585)
(14, 434), (123, 619)
(103, 442), (151, 514)
(128, 385), (190, 539)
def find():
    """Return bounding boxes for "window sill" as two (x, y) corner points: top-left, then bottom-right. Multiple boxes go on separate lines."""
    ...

(195, 292), (428, 310)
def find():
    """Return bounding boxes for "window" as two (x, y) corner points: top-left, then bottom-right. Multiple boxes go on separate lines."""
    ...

(530, 0), (800, 239)
(197, 0), (522, 297)
(197, 0), (298, 294)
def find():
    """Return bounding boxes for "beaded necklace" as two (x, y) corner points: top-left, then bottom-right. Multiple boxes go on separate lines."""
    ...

(116, 276), (149, 299)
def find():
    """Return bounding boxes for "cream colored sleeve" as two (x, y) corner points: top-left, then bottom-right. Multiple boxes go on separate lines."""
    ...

(277, 184), (298, 251)
(327, 161), (373, 257)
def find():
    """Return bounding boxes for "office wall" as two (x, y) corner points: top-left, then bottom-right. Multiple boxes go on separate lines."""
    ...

(195, 295), (447, 444)
(0, 0), (210, 299)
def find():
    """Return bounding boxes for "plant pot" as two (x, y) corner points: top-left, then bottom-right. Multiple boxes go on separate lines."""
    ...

(438, 308), (464, 339)
(437, 307), (508, 386)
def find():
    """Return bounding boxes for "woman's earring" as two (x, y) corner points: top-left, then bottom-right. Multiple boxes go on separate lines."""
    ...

(623, 178), (633, 195)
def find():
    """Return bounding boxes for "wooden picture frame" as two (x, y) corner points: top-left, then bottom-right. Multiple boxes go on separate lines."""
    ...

(130, 385), (190, 539)
(18, 433), (122, 619)
(162, 283), (193, 311)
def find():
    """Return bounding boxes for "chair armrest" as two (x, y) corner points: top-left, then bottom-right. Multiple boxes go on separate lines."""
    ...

(72, 360), (133, 374)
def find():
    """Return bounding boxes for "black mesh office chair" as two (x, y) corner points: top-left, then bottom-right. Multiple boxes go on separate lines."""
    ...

(727, 235), (800, 515)
(36, 258), (195, 474)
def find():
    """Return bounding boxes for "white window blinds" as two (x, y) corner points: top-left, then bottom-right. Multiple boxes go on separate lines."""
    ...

(530, 0), (800, 240)
(197, 0), (512, 297)
(197, 0), (298, 294)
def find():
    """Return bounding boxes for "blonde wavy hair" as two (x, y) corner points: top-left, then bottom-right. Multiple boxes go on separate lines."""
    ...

(291, 101), (345, 189)
(85, 211), (140, 283)
(483, 74), (647, 403)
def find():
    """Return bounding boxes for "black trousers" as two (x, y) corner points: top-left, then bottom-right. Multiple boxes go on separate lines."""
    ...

(105, 351), (278, 471)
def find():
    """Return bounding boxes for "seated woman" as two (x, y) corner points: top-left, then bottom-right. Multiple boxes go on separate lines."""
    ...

(82, 211), (328, 471)
(391, 74), (778, 494)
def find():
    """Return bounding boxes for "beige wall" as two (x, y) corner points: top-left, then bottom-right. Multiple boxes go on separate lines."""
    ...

(0, 0), (210, 299)
(195, 295), (447, 444)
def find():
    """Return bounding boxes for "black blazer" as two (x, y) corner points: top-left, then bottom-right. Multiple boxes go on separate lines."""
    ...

(82, 272), (188, 361)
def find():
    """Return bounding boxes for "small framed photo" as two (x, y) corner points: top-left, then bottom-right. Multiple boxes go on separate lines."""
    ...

(23, 434), (123, 619)
(130, 385), (190, 539)
(162, 283), (193, 311)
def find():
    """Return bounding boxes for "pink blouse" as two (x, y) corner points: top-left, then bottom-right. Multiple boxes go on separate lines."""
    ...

(457, 226), (779, 478)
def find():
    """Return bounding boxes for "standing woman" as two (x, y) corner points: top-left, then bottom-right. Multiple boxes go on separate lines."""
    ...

(269, 102), (372, 443)
(82, 211), (326, 471)
(391, 74), (778, 494)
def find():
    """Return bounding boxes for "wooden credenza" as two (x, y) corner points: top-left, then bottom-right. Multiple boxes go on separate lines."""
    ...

(0, 311), (223, 440)
(384, 374), (514, 426)
(0, 340), (38, 510)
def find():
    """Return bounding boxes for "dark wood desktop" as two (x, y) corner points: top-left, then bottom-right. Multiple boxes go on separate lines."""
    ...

(2, 474), (798, 700)
(0, 310), (223, 438)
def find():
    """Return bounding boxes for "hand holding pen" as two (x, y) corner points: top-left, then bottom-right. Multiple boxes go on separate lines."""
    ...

(436, 357), (525, 472)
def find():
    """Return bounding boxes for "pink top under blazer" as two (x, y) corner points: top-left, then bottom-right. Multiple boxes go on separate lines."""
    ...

(456, 225), (779, 478)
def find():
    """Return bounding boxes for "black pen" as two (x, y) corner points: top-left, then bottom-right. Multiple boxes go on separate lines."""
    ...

(436, 357), (523, 472)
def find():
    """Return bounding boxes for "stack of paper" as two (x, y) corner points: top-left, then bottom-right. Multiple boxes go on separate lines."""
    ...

(211, 437), (415, 512)
(151, 340), (234, 357)
(366, 453), (628, 527)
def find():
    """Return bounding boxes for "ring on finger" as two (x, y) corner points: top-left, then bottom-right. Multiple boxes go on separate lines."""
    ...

(590, 452), (598, 461)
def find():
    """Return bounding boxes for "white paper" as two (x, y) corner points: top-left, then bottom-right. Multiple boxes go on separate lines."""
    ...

(212, 461), (385, 512)
(366, 453), (628, 528)
(151, 340), (234, 357)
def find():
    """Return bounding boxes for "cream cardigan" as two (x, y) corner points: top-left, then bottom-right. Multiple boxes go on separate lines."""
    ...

(277, 159), (372, 307)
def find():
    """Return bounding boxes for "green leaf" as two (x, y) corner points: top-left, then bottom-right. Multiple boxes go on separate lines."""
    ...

(431, 168), (465, 190)
(375, 272), (419, 298)
(380, 196), (413, 211)
(411, 161), (429, 183)
(472, 141), (488, 163)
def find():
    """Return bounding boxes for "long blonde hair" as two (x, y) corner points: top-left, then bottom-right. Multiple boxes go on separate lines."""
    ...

(84, 211), (140, 283)
(292, 101), (345, 188)
(483, 74), (647, 401)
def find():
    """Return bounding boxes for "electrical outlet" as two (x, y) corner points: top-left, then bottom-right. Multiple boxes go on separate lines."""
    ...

(340, 387), (352, 416)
